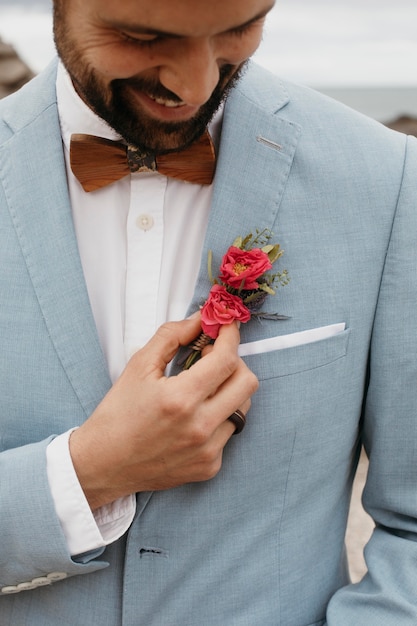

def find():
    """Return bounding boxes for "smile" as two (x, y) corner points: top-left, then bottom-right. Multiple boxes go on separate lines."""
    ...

(124, 84), (201, 123)
(149, 95), (186, 108)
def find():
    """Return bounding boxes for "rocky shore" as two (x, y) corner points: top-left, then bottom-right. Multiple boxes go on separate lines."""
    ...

(0, 38), (34, 98)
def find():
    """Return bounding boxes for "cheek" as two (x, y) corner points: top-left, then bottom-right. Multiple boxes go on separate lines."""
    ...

(74, 23), (157, 80)
(86, 45), (156, 79)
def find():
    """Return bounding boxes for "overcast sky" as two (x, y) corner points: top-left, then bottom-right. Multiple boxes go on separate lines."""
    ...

(258, 0), (417, 86)
(0, 0), (416, 87)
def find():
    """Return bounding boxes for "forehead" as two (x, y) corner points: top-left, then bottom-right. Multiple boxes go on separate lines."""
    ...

(75, 0), (275, 36)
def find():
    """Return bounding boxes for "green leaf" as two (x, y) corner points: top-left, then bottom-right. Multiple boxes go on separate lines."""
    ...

(267, 244), (283, 264)
(243, 292), (260, 304)
(241, 233), (253, 248)
(259, 284), (276, 295)
(207, 250), (215, 284)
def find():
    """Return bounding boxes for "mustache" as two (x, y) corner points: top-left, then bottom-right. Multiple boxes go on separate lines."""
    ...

(119, 80), (183, 103)
(112, 64), (237, 104)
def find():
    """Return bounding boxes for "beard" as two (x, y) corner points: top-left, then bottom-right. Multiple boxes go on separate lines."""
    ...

(71, 63), (246, 154)
(53, 6), (246, 154)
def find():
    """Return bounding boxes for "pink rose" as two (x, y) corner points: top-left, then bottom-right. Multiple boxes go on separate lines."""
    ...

(201, 284), (251, 339)
(219, 246), (272, 290)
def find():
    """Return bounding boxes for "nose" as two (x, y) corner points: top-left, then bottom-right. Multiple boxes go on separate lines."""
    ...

(158, 38), (221, 107)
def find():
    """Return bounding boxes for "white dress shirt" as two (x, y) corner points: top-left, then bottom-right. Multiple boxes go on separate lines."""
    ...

(46, 63), (221, 555)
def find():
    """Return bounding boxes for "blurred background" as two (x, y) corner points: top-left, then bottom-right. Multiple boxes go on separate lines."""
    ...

(0, 0), (416, 580)
(0, 0), (417, 128)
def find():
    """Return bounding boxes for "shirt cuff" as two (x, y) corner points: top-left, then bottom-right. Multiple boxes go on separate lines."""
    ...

(46, 429), (136, 556)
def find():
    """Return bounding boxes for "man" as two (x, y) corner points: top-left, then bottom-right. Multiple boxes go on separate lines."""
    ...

(1, 0), (417, 623)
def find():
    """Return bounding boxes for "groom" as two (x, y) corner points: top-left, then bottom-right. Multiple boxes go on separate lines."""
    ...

(1, 0), (417, 623)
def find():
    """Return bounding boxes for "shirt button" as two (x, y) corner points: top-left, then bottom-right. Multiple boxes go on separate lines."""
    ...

(136, 214), (154, 231)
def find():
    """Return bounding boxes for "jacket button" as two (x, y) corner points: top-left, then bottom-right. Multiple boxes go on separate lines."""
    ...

(47, 572), (67, 581)
(31, 577), (52, 587)
(1, 586), (20, 594)
(17, 581), (38, 591)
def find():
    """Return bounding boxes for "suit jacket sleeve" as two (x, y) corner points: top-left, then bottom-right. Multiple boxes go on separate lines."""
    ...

(326, 135), (417, 622)
(0, 69), (114, 591)
(0, 437), (109, 590)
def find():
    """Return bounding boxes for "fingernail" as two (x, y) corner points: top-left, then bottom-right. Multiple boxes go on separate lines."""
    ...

(187, 311), (200, 319)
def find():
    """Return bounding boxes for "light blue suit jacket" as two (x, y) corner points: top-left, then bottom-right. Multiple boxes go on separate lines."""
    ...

(1, 60), (417, 625)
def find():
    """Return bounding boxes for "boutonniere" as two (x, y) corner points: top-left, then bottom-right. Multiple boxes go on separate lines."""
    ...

(182, 229), (290, 369)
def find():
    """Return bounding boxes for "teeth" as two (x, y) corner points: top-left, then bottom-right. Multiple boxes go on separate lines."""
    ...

(152, 95), (185, 108)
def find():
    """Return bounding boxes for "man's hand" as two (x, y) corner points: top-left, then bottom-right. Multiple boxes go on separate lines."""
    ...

(69, 315), (258, 510)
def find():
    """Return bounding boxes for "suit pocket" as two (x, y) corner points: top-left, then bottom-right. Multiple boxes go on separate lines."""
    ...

(242, 328), (350, 381)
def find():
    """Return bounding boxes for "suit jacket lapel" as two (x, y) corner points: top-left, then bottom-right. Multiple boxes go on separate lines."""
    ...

(0, 64), (111, 417)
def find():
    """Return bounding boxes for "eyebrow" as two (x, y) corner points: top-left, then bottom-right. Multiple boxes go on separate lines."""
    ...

(106, 4), (275, 39)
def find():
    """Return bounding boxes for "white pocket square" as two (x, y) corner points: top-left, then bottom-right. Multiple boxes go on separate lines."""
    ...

(238, 323), (346, 357)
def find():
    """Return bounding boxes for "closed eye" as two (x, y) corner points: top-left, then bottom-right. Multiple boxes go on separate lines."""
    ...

(120, 31), (164, 46)
(228, 17), (266, 38)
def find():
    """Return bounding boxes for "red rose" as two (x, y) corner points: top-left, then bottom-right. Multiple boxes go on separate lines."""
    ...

(200, 284), (251, 339)
(219, 246), (272, 290)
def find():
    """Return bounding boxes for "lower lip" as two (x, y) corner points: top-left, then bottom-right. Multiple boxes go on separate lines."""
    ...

(126, 87), (200, 122)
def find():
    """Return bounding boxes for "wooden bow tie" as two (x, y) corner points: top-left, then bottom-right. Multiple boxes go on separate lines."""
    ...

(70, 131), (216, 192)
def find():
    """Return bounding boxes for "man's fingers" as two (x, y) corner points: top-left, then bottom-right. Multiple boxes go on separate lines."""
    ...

(180, 322), (242, 395)
(133, 317), (241, 386)
(125, 317), (257, 438)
